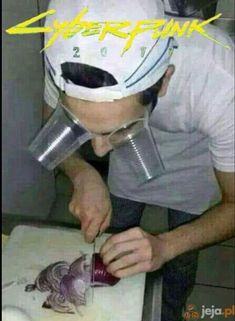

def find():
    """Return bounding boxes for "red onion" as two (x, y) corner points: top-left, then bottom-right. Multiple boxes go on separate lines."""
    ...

(68, 255), (91, 286)
(25, 253), (120, 314)
(25, 261), (69, 293)
(69, 255), (90, 277)
(60, 274), (86, 307)
(34, 268), (51, 292)
(36, 261), (69, 293)
(91, 253), (120, 287)
(43, 291), (74, 314)
(45, 261), (70, 292)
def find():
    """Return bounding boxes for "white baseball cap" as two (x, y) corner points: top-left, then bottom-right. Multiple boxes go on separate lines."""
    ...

(44, 0), (178, 102)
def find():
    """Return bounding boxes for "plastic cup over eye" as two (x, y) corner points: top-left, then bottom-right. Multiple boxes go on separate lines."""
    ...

(28, 103), (91, 170)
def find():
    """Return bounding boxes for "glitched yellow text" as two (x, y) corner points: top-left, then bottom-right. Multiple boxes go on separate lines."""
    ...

(5, 7), (230, 55)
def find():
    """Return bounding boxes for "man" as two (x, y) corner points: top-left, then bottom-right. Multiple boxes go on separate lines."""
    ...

(42, 0), (234, 320)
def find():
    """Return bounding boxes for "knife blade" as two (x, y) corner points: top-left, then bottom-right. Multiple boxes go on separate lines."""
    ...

(91, 237), (96, 303)
(91, 231), (103, 303)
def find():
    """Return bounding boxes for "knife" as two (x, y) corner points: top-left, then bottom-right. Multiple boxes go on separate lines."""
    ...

(91, 231), (103, 303)
(91, 236), (96, 304)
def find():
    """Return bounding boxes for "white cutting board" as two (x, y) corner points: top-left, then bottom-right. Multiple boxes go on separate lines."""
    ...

(2, 225), (146, 321)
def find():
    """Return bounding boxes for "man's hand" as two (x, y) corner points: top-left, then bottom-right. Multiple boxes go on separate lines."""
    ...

(100, 227), (171, 278)
(69, 166), (112, 243)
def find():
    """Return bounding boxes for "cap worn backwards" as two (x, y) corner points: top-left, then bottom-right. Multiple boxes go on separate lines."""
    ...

(44, 0), (177, 102)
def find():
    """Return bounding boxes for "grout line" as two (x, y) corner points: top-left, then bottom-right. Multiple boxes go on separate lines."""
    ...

(195, 283), (235, 291)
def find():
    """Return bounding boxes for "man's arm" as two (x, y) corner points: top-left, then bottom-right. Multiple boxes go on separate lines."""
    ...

(43, 102), (112, 242)
(161, 170), (235, 260)
(100, 169), (234, 277)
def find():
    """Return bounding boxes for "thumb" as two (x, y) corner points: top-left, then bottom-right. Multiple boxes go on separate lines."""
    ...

(69, 200), (81, 219)
(100, 212), (111, 234)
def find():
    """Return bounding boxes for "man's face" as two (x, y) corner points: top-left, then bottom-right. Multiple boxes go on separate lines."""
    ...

(63, 93), (146, 157)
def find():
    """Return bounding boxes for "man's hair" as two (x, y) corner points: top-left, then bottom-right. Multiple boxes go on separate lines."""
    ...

(61, 62), (164, 107)
(61, 62), (117, 88)
(141, 75), (164, 107)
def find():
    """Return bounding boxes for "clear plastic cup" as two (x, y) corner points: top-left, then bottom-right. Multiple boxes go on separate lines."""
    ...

(110, 119), (165, 184)
(28, 105), (91, 170)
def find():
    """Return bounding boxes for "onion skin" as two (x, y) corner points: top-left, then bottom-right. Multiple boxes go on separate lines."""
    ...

(91, 253), (120, 287)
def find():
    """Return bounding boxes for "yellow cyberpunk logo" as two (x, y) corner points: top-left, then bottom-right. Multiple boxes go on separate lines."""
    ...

(5, 7), (231, 55)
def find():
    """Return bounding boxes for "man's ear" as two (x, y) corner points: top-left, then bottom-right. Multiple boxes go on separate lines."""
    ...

(158, 65), (175, 97)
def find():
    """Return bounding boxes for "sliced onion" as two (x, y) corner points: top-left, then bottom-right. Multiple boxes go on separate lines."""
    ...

(91, 253), (120, 287)
(34, 261), (69, 292)
(46, 261), (70, 292)
(68, 255), (91, 288)
(35, 269), (50, 292)
(44, 291), (74, 314)
(25, 254), (119, 314)
(69, 255), (90, 277)
(60, 274), (86, 307)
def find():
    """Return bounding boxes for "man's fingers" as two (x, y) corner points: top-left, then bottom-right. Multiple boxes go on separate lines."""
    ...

(106, 252), (141, 274)
(99, 211), (111, 234)
(100, 227), (144, 256)
(69, 201), (81, 219)
(84, 219), (102, 243)
(113, 261), (151, 278)
(81, 218), (92, 235)
(85, 206), (112, 242)
(69, 204), (91, 235)
(102, 240), (141, 265)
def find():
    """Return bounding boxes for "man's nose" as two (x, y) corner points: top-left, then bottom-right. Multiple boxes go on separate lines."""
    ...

(91, 136), (112, 157)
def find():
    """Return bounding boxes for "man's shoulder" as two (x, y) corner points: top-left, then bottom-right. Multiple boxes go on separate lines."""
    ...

(170, 17), (234, 75)
(163, 19), (234, 125)
(170, 16), (233, 48)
